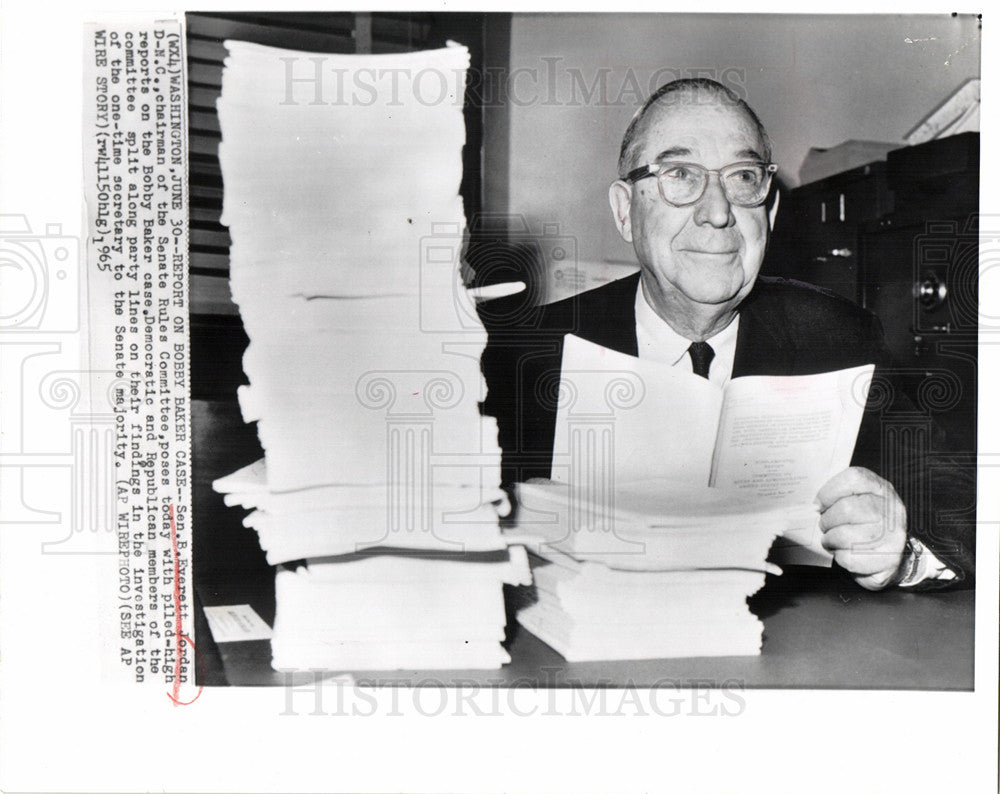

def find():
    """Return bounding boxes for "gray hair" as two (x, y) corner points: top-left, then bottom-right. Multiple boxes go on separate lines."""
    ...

(617, 78), (772, 178)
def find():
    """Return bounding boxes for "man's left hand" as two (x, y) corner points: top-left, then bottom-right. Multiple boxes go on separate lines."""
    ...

(816, 467), (908, 591)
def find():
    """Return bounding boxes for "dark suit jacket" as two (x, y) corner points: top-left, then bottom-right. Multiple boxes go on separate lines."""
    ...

(479, 272), (975, 586)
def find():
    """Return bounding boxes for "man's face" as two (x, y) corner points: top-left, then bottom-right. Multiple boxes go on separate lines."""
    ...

(613, 95), (774, 310)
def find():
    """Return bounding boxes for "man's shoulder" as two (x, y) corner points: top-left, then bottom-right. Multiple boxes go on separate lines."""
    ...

(537, 271), (640, 324)
(478, 272), (639, 334)
(544, 273), (874, 331)
(746, 275), (880, 334)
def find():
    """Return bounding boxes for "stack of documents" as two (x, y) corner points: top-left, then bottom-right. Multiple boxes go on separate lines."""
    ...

(509, 336), (874, 662)
(213, 458), (509, 564)
(520, 550), (769, 661)
(512, 481), (797, 661)
(212, 41), (527, 670)
(271, 549), (529, 670)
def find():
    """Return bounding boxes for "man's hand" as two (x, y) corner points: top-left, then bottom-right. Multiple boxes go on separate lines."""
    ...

(816, 467), (908, 591)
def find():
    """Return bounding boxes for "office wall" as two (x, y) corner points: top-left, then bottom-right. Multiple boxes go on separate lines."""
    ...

(496, 13), (980, 271)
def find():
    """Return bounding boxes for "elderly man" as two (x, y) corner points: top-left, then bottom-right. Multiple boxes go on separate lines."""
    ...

(479, 78), (974, 590)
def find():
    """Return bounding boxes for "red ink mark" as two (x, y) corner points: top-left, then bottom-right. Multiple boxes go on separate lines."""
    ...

(412, 392), (419, 395)
(166, 634), (204, 705)
(166, 502), (203, 705)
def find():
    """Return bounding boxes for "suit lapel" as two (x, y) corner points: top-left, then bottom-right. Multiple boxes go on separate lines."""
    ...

(570, 272), (640, 357)
(732, 282), (798, 378)
(558, 273), (796, 376)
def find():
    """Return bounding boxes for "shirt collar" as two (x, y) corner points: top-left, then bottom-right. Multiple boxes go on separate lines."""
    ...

(634, 279), (740, 385)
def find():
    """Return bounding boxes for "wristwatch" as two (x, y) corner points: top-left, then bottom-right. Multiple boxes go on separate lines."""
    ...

(892, 535), (926, 587)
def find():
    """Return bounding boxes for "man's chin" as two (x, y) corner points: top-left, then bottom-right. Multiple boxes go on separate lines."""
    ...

(678, 277), (751, 307)
(689, 292), (743, 307)
(642, 267), (755, 311)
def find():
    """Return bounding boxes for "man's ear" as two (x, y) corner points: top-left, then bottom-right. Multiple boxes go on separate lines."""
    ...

(767, 188), (780, 231)
(608, 180), (634, 243)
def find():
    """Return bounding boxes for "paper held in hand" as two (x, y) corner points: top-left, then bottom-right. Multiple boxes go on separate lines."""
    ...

(546, 334), (876, 567)
(513, 479), (812, 572)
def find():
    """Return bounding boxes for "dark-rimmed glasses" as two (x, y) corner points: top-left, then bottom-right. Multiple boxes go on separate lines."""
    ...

(623, 161), (778, 208)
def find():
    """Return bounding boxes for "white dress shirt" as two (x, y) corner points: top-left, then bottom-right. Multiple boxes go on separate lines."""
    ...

(634, 279), (738, 386)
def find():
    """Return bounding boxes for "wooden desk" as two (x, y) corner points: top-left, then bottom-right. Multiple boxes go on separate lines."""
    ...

(194, 565), (973, 690)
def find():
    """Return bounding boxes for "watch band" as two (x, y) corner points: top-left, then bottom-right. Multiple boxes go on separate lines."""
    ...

(890, 536), (926, 587)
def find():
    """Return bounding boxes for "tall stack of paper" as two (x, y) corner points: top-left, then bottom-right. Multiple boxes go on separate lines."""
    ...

(212, 40), (528, 671)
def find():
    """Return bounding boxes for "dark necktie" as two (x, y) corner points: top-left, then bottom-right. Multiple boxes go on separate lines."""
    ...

(687, 341), (715, 379)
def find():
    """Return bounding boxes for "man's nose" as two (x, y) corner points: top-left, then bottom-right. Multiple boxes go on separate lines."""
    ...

(692, 173), (735, 228)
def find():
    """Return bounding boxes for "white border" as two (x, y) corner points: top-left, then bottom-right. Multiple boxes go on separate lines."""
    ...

(1, 3), (996, 793)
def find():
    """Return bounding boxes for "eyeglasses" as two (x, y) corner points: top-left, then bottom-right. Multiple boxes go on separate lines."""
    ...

(623, 161), (778, 208)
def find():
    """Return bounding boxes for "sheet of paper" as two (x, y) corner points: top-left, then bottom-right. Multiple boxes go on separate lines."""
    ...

(711, 363), (875, 502)
(546, 338), (873, 569)
(552, 334), (723, 488)
(514, 480), (793, 572)
(202, 604), (273, 643)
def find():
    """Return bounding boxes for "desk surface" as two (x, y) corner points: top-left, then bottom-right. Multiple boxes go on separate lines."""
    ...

(194, 566), (974, 690)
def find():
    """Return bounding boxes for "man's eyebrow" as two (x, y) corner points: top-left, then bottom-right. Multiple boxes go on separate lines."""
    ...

(652, 146), (767, 162)
(652, 147), (692, 161)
